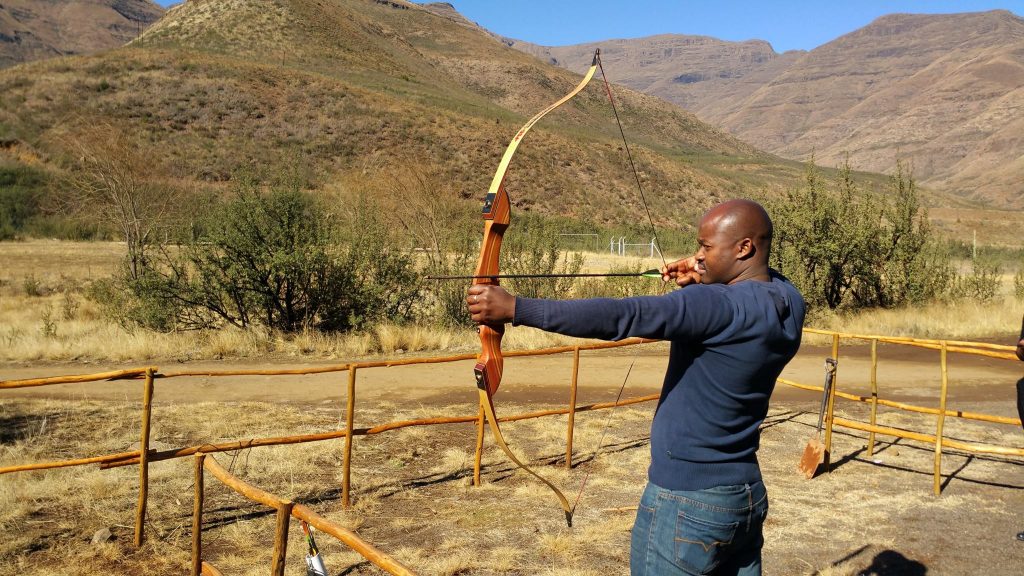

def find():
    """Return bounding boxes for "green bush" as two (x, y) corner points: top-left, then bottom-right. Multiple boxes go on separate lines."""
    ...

(1015, 268), (1024, 301)
(87, 271), (181, 332)
(502, 212), (585, 300)
(769, 160), (949, 311)
(949, 261), (1002, 304)
(0, 163), (46, 240)
(98, 180), (424, 333)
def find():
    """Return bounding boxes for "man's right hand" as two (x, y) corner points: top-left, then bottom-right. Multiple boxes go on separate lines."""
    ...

(1016, 338), (1023, 361)
(661, 256), (702, 287)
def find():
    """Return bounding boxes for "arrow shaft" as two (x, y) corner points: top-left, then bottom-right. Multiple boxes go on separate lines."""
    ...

(427, 270), (660, 280)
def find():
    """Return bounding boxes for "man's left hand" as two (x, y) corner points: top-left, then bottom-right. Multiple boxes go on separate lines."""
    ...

(1016, 338), (1023, 361)
(467, 285), (516, 325)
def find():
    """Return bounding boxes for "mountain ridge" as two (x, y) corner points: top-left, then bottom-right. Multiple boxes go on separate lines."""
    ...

(503, 10), (1024, 209)
(0, 0), (163, 68)
(1, 0), (837, 235)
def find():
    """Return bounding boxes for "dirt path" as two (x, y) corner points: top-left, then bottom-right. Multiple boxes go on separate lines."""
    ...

(3, 343), (1020, 412)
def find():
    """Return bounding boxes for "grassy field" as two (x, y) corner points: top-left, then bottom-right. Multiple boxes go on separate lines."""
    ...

(0, 240), (1021, 364)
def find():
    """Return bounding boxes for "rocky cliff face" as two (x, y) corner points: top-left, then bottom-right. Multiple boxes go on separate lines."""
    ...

(0, 0), (163, 68)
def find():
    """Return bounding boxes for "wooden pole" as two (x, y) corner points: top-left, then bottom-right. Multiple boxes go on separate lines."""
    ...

(867, 338), (879, 456)
(473, 404), (484, 487)
(191, 453), (206, 576)
(134, 367), (155, 547)
(934, 342), (949, 495)
(342, 365), (356, 508)
(0, 367), (152, 389)
(566, 347), (580, 470)
(823, 334), (840, 471)
(270, 502), (294, 576)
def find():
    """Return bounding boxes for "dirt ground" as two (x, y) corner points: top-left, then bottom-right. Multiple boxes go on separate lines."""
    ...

(1, 342), (1023, 575)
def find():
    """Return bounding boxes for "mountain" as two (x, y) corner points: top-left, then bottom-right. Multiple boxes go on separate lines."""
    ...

(500, 34), (806, 119)
(0, 0), (164, 68)
(505, 11), (1024, 209)
(0, 0), (830, 234)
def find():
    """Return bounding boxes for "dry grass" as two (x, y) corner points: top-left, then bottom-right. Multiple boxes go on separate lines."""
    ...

(810, 292), (1023, 344)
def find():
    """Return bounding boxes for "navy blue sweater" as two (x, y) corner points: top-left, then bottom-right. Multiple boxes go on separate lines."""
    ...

(513, 272), (805, 491)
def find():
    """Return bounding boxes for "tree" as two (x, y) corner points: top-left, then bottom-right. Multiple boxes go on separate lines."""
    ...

(770, 159), (948, 311)
(109, 177), (423, 333)
(56, 124), (180, 281)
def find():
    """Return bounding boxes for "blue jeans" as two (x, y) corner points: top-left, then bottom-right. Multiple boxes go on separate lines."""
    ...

(630, 480), (768, 576)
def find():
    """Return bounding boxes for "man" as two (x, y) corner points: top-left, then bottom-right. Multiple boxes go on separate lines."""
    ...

(1016, 314), (1023, 542)
(468, 199), (805, 575)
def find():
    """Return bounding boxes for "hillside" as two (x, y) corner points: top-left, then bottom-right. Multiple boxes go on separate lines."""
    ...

(507, 10), (1024, 209)
(0, 0), (163, 68)
(0, 0), (829, 235)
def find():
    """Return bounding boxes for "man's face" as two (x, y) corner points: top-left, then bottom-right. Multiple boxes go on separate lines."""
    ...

(695, 216), (739, 285)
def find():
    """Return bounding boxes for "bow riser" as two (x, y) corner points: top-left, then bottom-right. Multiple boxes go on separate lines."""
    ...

(472, 185), (511, 398)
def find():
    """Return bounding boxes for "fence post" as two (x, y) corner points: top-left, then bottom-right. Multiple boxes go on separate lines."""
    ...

(134, 367), (155, 547)
(342, 365), (356, 507)
(867, 338), (879, 456)
(823, 334), (840, 471)
(191, 453), (206, 576)
(566, 347), (580, 470)
(270, 502), (294, 576)
(934, 342), (949, 495)
(473, 404), (484, 486)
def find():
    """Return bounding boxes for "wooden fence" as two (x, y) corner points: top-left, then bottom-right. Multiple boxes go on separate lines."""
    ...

(791, 328), (1022, 495)
(193, 453), (416, 576)
(0, 337), (659, 570)
(1, 330), (1021, 573)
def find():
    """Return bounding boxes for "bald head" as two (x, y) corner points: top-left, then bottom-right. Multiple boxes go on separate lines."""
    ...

(703, 199), (773, 259)
(695, 199), (773, 284)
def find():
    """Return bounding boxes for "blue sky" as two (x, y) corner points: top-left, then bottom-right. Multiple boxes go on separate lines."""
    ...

(153, 1), (1024, 53)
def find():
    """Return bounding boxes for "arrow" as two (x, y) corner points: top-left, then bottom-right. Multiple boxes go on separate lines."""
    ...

(426, 269), (662, 281)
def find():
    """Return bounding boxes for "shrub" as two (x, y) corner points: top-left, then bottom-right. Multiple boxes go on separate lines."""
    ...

(100, 179), (424, 333)
(769, 160), (949, 311)
(502, 212), (586, 300)
(22, 275), (43, 297)
(0, 163), (46, 240)
(948, 261), (1002, 304)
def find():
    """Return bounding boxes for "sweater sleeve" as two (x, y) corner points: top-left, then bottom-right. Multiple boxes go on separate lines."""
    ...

(513, 286), (735, 342)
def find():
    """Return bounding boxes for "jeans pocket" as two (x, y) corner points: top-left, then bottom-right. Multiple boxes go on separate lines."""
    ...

(674, 512), (738, 575)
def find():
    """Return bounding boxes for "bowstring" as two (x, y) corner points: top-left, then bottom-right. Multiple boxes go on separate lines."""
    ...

(570, 49), (669, 517)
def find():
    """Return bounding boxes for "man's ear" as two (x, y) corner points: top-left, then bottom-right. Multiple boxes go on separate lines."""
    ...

(736, 238), (754, 260)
